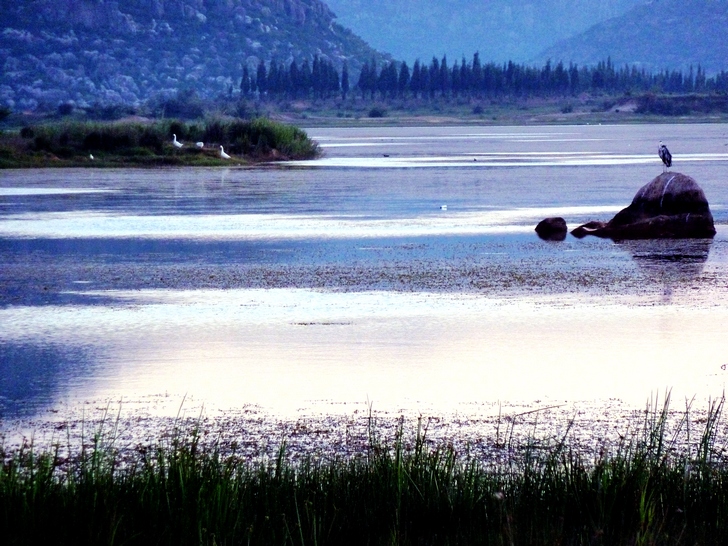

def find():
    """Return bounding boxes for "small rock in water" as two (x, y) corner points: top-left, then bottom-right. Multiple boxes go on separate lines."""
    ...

(535, 217), (567, 241)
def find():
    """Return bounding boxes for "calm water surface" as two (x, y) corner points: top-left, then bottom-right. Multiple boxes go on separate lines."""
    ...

(2, 124), (728, 423)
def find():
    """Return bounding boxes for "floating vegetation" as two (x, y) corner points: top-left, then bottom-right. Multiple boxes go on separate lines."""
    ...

(2, 394), (728, 544)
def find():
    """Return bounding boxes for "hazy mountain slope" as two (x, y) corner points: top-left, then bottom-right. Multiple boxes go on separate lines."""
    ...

(535, 0), (728, 73)
(325, 0), (642, 63)
(0, 0), (382, 110)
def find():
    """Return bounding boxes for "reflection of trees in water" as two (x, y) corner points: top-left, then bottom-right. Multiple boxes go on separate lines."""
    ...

(0, 343), (94, 419)
(619, 239), (712, 302)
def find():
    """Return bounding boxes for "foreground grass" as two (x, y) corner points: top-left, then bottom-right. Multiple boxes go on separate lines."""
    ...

(0, 118), (320, 168)
(2, 396), (728, 545)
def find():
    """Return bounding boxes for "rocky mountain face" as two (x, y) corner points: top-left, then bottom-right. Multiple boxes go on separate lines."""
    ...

(0, 0), (380, 111)
(535, 0), (728, 73)
(324, 0), (643, 64)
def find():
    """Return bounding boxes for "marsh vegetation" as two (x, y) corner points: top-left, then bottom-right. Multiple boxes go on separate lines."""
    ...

(0, 118), (320, 168)
(3, 396), (728, 545)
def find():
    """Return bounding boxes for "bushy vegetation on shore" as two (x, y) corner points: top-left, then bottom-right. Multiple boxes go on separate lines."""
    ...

(0, 118), (320, 168)
(2, 397), (728, 545)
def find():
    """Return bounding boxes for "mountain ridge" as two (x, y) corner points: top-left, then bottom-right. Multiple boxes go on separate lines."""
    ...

(535, 0), (728, 73)
(324, 0), (643, 64)
(0, 0), (384, 111)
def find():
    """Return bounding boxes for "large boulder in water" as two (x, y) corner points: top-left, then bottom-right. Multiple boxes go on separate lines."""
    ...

(571, 173), (716, 239)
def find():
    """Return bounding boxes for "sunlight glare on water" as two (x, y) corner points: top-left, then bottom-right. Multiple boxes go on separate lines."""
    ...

(1, 123), (728, 422)
(1, 289), (726, 417)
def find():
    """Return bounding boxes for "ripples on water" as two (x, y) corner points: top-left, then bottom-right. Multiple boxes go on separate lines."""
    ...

(1, 124), (728, 429)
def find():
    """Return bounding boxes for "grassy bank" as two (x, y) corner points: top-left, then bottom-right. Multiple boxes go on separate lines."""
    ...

(259, 93), (728, 127)
(0, 118), (320, 168)
(2, 397), (728, 545)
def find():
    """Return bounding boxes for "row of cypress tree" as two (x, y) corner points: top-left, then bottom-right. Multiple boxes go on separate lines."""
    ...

(241, 56), (347, 100)
(240, 54), (728, 101)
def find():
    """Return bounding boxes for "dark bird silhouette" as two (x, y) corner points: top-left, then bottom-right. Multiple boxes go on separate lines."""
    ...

(658, 141), (672, 172)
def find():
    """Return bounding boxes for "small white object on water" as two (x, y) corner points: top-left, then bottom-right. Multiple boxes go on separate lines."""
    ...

(196, 142), (204, 148)
(172, 134), (183, 148)
(440, 204), (447, 211)
(219, 145), (231, 159)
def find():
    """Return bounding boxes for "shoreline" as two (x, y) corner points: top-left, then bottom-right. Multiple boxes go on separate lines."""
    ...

(3, 393), (725, 465)
(3, 113), (728, 168)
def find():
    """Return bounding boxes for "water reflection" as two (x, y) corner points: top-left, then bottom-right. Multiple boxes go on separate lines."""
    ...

(0, 342), (96, 418)
(620, 239), (712, 302)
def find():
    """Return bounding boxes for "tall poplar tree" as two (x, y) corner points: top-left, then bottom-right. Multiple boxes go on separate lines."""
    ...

(240, 66), (251, 95)
(398, 61), (410, 98)
(256, 60), (267, 95)
(411, 60), (422, 98)
(341, 61), (350, 99)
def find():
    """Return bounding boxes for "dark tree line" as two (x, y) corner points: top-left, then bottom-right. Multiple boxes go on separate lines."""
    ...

(241, 56), (346, 100)
(358, 55), (728, 99)
(240, 54), (728, 102)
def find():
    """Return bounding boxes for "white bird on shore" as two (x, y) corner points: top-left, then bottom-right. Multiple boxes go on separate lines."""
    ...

(196, 141), (204, 148)
(89, 153), (94, 160)
(219, 145), (231, 159)
(172, 134), (183, 148)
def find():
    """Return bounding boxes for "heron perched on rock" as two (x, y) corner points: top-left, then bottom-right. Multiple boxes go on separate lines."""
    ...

(172, 134), (183, 148)
(219, 145), (231, 159)
(658, 141), (672, 172)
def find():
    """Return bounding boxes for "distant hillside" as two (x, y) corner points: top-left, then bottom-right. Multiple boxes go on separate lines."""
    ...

(536, 0), (728, 73)
(325, 0), (642, 64)
(0, 0), (383, 111)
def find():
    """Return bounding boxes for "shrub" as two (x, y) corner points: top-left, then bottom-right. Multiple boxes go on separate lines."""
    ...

(33, 135), (52, 151)
(368, 105), (387, 118)
(161, 89), (205, 119)
(203, 119), (225, 144)
(57, 102), (74, 117)
(168, 120), (187, 140)
(139, 129), (163, 153)
(85, 103), (135, 121)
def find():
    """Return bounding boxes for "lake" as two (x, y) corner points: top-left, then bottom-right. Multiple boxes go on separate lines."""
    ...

(2, 123), (728, 448)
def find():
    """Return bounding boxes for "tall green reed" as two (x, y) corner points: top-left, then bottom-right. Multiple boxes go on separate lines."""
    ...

(2, 394), (728, 545)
